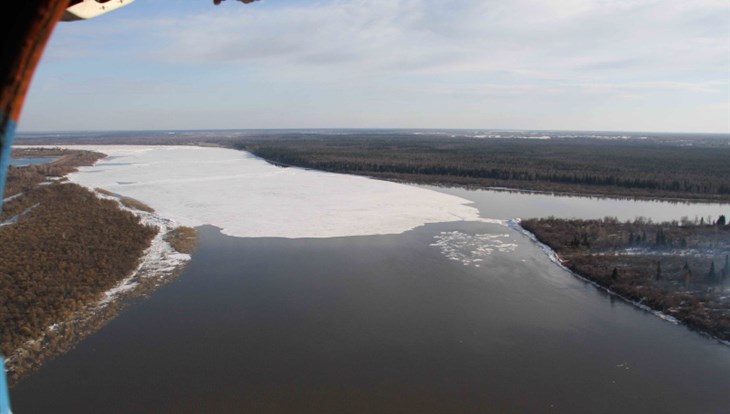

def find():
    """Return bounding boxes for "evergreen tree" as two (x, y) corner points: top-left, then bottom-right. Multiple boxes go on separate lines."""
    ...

(656, 261), (662, 281)
(570, 234), (580, 248)
(717, 215), (726, 226)
(655, 228), (667, 247)
(683, 260), (693, 288)
(707, 261), (717, 284)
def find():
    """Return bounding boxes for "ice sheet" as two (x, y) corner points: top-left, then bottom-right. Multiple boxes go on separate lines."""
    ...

(57, 146), (482, 239)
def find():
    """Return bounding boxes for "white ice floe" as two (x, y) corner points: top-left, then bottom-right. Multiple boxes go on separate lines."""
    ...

(53, 145), (482, 239)
(430, 231), (517, 267)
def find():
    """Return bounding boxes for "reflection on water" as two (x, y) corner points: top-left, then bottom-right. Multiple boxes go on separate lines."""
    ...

(11, 220), (730, 413)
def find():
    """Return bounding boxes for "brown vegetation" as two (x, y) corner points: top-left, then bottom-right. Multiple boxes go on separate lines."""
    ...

(94, 188), (155, 212)
(0, 148), (179, 384)
(521, 217), (730, 341)
(165, 226), (199, 254)
(94, 187), (116, 197)
(119, 196), (155, 213)
(2, 148), (200, 385)
(0, 183), (158, 380)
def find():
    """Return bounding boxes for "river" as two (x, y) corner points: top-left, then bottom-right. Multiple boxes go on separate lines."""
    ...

(9, 147), (730, 413)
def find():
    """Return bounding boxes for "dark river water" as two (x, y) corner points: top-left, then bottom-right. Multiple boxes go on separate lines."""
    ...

(10, 189), (730, 413)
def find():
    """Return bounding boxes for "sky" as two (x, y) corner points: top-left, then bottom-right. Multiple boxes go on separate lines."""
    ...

(18, 0), (730, 133)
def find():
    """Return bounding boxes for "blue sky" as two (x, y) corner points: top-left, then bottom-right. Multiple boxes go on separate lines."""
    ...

(18, 0), (730, 133)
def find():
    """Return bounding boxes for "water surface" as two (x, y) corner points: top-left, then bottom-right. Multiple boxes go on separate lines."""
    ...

(11, 213), (730, 413)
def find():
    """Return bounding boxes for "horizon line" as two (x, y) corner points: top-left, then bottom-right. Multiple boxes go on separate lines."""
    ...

(15, 127), (730, 136)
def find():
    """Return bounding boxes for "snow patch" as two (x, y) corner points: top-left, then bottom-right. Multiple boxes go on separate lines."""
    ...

(0, 203), (40, 227)
(2, 192), (23, 203)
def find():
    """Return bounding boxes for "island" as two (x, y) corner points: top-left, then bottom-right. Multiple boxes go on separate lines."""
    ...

(1, 147), (196, 385)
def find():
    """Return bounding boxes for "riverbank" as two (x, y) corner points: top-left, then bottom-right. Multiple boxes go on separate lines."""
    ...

(2, 149), (196, 385)
(518, 217), (730, 343)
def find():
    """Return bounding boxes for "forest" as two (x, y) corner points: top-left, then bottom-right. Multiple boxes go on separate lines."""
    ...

(520, 216), (730, 341)
(231, 135), (730, 202)
(14, 131), (730, 202)
(1, 149), (159, 384)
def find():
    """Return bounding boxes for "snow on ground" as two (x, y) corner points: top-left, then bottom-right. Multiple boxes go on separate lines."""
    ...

(55, 145), (482, 239)
(2, 192), (23, 203)
(95, 201), (191, 306)
(604, 247), (723, 258)
(0, 203), (40, 227)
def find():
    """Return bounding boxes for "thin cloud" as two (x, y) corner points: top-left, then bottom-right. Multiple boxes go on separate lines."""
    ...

(20, 0), (730, 132)
(146, 0), (728, 77)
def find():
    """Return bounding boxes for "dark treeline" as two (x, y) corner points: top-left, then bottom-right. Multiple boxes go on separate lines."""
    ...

(232, 135), (730, 201)
(13, 132), (730, 201)
(521, 217), (730, 341)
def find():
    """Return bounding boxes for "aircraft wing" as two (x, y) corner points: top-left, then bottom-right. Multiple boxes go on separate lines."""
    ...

(62, 0), (136, 22)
